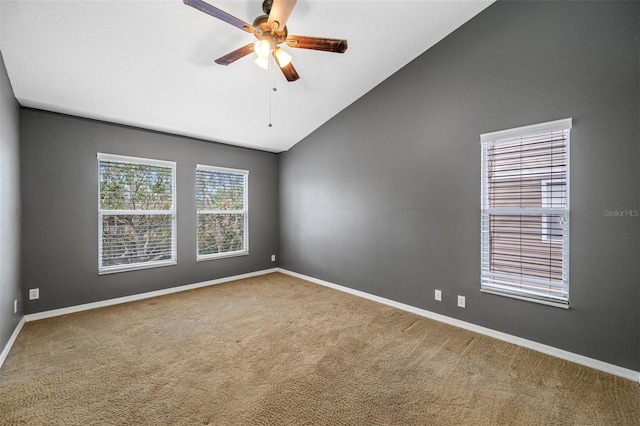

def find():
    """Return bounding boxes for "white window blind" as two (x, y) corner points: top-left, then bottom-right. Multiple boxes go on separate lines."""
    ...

(196, 165), (248, 260)
(98, 153), (177, 274)
(481, 118), (571, 307)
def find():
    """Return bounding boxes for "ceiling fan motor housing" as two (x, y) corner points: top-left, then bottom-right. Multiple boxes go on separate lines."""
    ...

(253, 15), (287, 47)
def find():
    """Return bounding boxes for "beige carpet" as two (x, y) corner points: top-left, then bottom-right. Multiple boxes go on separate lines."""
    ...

(1, 272), (639, 425)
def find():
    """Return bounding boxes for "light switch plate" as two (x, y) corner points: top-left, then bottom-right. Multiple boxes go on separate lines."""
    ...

(457, 295), (466, 308)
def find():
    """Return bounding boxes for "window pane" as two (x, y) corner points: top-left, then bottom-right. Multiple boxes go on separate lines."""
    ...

(489, 214), (565, 282)
(196, 171), (245, 211)
(487, 135), (567, 209)
(100, 162), (173, 210)
(101, 214), (173, 267)
(197, 213), (245, 256)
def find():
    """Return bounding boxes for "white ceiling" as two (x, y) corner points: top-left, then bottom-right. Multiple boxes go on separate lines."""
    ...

(0, 0), (494, 152)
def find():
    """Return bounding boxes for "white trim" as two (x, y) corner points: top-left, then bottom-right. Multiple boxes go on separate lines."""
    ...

(196, 163), (249, 176)
(100, 209), (174, 216)
(0, 318), (25, 370)
(480, 288), (569, 309)
(277, 268), (639, 383)
(97, 152), (176, 169)
(485, 207), (567, 215)
(98, 259), (177, 275)
(481, 118), (572, 143)
(24, 268), (278, 322)
(196, 250), (249, 262)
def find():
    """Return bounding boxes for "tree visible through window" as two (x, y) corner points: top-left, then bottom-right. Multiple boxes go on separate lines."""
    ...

(196, 165), (248, 259)
(98, 154), (176, 273)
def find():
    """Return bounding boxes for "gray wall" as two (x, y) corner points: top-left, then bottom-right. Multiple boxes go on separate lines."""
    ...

(279, 1), (640, 370)
(21, 109), (279, 314)
(0, 50), (22, 351)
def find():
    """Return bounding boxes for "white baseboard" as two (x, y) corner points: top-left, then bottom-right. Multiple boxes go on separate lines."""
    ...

(277, 268), (640, 383)
(0, 317), (25, 370)
(24, 268), (279, 322)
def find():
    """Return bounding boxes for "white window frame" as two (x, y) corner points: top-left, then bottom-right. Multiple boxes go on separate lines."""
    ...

(196, 164), (249, 261)
(480, 118), (571, 308)
(98, 153), (177, 274)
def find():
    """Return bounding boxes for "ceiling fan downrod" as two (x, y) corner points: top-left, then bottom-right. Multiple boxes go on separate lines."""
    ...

(262, 0), (273, 15)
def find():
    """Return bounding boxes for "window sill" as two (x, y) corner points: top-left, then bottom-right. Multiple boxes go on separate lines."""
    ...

(197, 250), (249, 262)
(481, 288), (569, 309)
(99, 260), (177, 275)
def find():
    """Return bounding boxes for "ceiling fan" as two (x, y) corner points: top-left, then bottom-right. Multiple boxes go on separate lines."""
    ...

(184, 0), (348, 82)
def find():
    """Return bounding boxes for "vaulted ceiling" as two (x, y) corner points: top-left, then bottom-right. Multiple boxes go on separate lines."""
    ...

(0, 1), (494, 152)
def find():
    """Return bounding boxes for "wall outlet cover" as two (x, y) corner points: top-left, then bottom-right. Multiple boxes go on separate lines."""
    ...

(29, 288), (39, 300)
(434, 289), (442, 301)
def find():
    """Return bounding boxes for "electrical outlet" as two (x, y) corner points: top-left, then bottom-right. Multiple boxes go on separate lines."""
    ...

(29, 288), (39, 300)
(457, 295), (466, 308)
(434, 289), (442, 301)
(271, 254), (276, 262)
(14, 299), (18, 314)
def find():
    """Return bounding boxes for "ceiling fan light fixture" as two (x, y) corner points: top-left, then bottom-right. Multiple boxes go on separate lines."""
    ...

(254, 40), (271, 58)
(274, 47), (292, 67)
(254, 55), (269, 69)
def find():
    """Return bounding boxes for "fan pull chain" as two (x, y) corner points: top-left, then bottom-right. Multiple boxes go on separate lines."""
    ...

(268, 53), (275, 127)
(268, 83), (272, 128)
(272, 60), (278, 93)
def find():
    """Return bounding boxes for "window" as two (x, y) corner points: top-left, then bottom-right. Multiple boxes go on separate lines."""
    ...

(196, 165), (248, 260)
(98, 153), (176, 274)
(481, 118), (571, 307)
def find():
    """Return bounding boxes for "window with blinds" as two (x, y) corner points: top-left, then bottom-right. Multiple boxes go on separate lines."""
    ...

(98, 153), (176, 274)
(480, 118), (571, 307)
(196, 165), (248, 260)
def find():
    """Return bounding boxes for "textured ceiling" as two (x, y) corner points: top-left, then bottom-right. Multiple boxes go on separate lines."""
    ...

(0, 0), (494, 152)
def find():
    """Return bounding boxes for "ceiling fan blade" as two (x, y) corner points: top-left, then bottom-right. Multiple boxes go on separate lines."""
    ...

(183, 0), (255, 33)
(273, 51), (300, 82)
(267, 0), (297, 33)
(215, 43), (255, 66)
(285, 35), (348, 53)
(279, 62), (300, 82)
